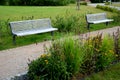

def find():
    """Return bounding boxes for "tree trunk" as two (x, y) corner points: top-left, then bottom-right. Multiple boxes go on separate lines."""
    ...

(76, 0), (80, 10)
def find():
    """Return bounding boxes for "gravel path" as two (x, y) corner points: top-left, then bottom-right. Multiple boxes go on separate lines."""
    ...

(0, 26), (120, 80)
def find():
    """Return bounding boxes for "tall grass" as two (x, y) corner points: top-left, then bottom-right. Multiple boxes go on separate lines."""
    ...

(28, 32), (120, 80)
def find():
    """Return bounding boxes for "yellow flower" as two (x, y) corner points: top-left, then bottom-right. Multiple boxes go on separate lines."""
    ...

(95, 48), (99, 52)
(109, 50), (114, 54)
(89, 45), (93, 48)
(105, 53), (107, 56)
(44, 60), (48, 64)
(47, 53), (51, 56)
(41, 54), (47, 58)
(115, 54), (118, 57)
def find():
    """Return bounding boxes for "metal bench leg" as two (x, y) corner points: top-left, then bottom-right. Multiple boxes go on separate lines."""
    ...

(51, 31), (54, 36)
(106, 22), (109, 26)
(13, 35), (16, 45)
(87, 23), (90, 30)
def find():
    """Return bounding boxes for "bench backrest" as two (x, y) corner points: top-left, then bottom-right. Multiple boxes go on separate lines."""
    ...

(86, 13), (107, 22)
(9, 18), (52, 33)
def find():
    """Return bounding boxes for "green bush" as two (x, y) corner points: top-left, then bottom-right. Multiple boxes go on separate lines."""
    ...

(95, 36), (116, 71)
(96, 5), (120, 13)
(80, 2), (87, 5)
(28, 53), (70, 80)
(80, 34), (116, 74)
(105, 2), (111, 5)
(28, 34), (118, 79)
(8, 0), (70, 6)
(28, 37), (85, 80)
(113, 29), (120, 61)
(91, 0), (103, 3)
(53, 14), (81, 33)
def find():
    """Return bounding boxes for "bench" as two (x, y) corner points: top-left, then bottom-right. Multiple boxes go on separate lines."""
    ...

(86, 13), (113, 29)
(9, 18), (58, 44)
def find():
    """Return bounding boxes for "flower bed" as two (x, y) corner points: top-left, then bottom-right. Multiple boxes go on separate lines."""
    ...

(28, 29), (120, 80)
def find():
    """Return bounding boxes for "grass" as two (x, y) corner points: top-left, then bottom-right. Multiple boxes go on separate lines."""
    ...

(85, 62), (120, 80)
(0, 4), (119, 50)
(112, 3), (120, 7)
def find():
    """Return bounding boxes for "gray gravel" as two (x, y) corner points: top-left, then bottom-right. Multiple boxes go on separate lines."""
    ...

(0, 26), (120, 80)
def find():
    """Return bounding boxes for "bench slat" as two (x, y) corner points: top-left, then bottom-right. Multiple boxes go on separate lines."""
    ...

(14, 28), (58, 36)
(88, 19), (113, 24)
(10, 18), (53, 35)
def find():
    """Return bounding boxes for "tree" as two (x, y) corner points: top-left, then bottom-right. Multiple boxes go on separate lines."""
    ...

(76, 0), (80, 10)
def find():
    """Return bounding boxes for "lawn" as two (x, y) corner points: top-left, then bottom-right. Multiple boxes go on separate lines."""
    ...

(112, 3), (120, 7)
(85, 62), (120, 80)
(0, 4), (119, 50)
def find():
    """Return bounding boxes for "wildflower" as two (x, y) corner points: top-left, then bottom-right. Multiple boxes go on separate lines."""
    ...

(47, 53), (51, 56)
(89, 45), (93, 48)
(105, 53), (107, 56)
(109, 50), (114, 54)
(41, 54), (47, 58)
(115, 54), (118, 57)
(95, 48), (99, 52)
(44, 60), (48, 64)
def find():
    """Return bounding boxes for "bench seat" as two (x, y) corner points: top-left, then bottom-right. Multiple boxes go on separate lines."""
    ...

(88, 19), (113, 24)
(14, 28), (57, 36)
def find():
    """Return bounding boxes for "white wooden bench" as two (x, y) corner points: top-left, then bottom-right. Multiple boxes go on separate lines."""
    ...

(86, 13), (113, 29)
(9, 18), (58, 44)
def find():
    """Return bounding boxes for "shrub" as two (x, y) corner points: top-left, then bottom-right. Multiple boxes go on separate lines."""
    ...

(95, 36), (116, 71)
(113, 29), (120, 61)
(80, 2), (87, 5)
(28, 34), (118, 79)
(80, 34), (116, 74)
(28, 53), (70, 80)
(90, 0), (103, 3)
(28, 37), (85, 80)
(8, 0), (70, 6)
(53, 13), (81, 33)
(105, 2), (111, 5)
(96, 5), (120, 13)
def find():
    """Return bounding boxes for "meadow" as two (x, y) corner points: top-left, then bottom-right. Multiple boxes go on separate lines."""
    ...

(112, 3), (120, 7)
(0, 4), (119, 50)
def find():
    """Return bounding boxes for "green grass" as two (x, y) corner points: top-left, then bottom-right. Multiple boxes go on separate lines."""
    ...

(112, 3), (120, 7)
(85, 62), (120, 80)
(0, 4), (119, 50)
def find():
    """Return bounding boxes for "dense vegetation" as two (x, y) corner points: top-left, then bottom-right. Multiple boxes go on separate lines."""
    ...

(90, 0), (120, 3)
(28, 30), (120, 80)
(0, 0), (75, 6)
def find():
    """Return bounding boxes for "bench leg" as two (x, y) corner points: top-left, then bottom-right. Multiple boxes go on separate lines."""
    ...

(13, 35), (16, 45)
(51, 31), (54, 36)
(106, 22), (109, 26)
(87, 23), (90, 30)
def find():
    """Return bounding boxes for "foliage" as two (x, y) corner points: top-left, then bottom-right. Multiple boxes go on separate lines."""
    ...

(80, 34), (116, 75)
(85, 62), (120, 80)
(28, 33), (119, 79)
(28, 53), (70, 80)
(105, 2), (111, 5)
(113, 29), (120, 61)
(90, 0), (103, 3)
(28, 37), (85, 80)
(53, 13), (81, 33)
(8, 0), (71, 6)
(80, 1), (87, 5)
(96, 5), (120, 13)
